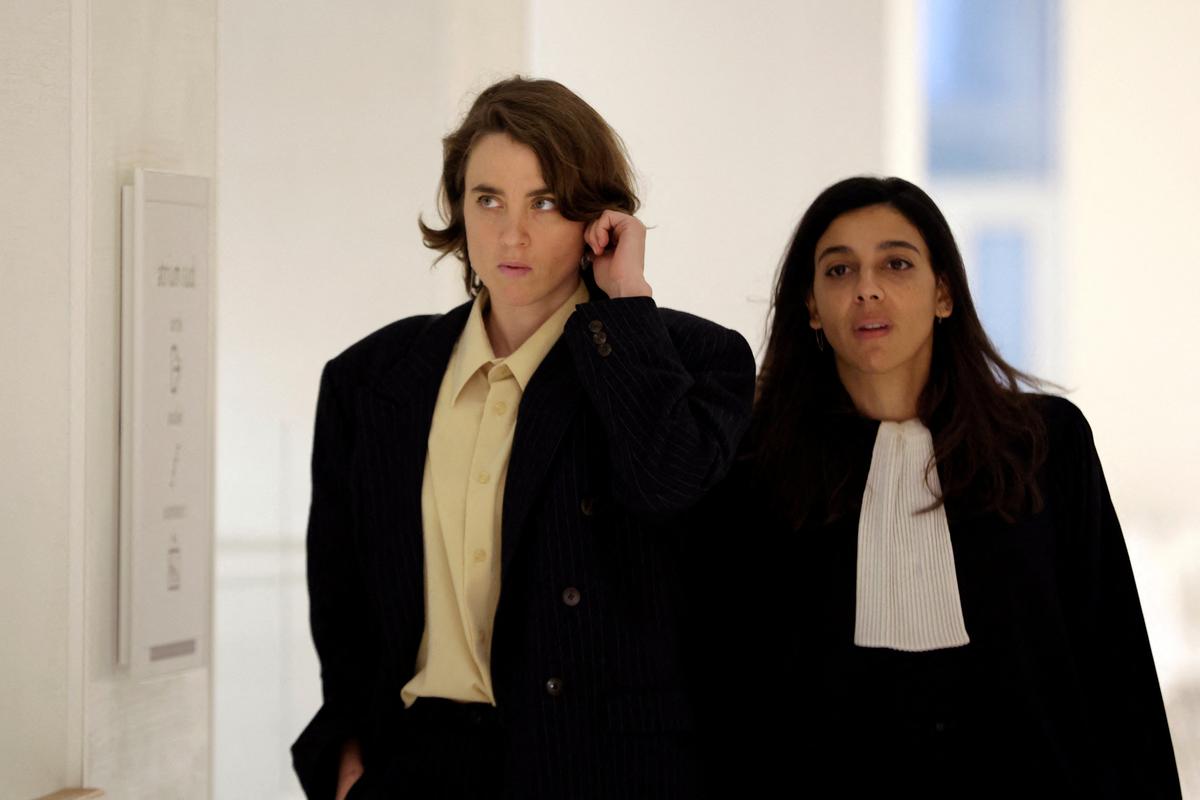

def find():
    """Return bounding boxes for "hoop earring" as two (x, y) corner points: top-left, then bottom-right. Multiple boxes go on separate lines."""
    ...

(814, 329), (825, 352)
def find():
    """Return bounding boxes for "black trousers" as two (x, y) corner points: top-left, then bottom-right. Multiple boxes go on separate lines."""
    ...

(349, 698), (503, 799)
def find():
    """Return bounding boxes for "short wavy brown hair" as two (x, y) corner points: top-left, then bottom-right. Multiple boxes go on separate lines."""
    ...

(419, 76), (639, 296)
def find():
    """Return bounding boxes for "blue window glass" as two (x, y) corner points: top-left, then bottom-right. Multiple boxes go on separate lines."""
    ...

(972, 228), (1029, 369)
(925, 0), (1059, 177)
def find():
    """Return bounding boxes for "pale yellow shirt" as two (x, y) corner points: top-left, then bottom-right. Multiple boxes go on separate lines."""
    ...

(401, 280), (589, 707)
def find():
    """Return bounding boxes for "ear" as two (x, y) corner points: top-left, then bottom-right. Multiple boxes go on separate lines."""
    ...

(935, 277), (953, 319)
(806, 292), (822, 330)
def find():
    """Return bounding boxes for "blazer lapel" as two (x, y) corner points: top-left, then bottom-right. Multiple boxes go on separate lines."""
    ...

(355, 303), (471, 648)
(501, 339), (581, 574)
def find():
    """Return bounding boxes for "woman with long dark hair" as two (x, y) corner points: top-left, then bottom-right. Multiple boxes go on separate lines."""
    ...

(693, 176), (1179, 797)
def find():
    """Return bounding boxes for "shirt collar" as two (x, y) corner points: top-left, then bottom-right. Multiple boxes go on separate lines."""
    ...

(449, 280), (589, 403)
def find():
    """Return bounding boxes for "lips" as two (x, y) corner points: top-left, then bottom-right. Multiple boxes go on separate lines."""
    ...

(854, 320), (891, 339)
(498, 261), (532, 277)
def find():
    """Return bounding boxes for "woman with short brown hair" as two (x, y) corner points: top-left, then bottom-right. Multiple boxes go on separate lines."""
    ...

(292, 76), (755, 799)
(420, 77), (639, 296)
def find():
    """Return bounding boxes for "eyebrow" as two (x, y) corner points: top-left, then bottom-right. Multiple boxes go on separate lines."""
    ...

(816, 245), (852, 262)
(879, 239), (921, 254)
(468, 183), (554, 198)
(816, 240), (922, 262)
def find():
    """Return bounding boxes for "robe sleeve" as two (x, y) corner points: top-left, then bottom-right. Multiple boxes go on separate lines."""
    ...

(1053, 399), (1181, 797)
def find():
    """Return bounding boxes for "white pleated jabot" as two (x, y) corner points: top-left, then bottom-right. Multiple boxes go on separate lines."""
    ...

(853, 419), (970, 652)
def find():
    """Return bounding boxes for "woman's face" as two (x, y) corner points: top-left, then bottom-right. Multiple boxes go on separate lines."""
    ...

(462, 132), (585, 318)
(806, 203), (952, 386)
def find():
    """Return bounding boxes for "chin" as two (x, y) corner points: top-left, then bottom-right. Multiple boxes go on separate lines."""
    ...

(487, 284), (543, 308)
(839, 351), (901, 376)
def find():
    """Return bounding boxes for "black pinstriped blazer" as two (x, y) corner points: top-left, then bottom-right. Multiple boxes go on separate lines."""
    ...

(291, 288), (755, 799)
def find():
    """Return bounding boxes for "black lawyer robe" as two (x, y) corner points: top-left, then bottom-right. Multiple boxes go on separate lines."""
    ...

(689, 395), (1180, 798)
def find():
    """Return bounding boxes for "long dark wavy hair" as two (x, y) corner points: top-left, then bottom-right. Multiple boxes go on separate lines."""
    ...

(749, 176), (1047, 527)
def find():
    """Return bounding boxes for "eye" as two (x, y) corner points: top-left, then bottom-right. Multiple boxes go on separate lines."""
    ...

(885, 257), (913, 271)
(476, 195), (500, 209)
(824, 263), (850, 278)
(532, 197), (558, 211)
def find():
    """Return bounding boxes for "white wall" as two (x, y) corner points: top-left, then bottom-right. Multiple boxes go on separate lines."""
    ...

(1062, 1), (1200, 790)
(1062, 0), (1200, 523)
(0, 3), (75, 797)
(530, 0), (888, 354)
(1, 1), (216, 798)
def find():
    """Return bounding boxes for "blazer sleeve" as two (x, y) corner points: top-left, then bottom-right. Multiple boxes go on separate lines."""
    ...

(292, 359), (380, 800)
(563, 296), (756, 518)
(1054, 401), (1181, 797)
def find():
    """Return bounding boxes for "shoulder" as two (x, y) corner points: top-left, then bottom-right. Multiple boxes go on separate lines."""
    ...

(658, 305), (741, 338)
(656, 305), (754, 360)
(324, 315), (439, 384)
(322, 302), (471, 388)
(1024, 393), (1104, 489)
(1027, 393), (1095, 447)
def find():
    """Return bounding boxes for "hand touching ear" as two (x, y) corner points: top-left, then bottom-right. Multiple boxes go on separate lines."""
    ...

(583, 210), (652, 299)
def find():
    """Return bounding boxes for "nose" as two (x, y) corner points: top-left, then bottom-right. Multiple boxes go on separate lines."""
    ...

(500, 209), (530, 248)
(854, 268), (882, 302)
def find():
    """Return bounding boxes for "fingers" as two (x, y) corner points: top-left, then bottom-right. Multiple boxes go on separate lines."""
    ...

(584, 209), (651, 298)
(584, 214), (611, 256)
(585, 209), (641, 256)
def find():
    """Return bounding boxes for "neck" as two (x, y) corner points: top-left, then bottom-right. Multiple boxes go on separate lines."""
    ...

(483, 280), (578, 358)
(835, 357), (930, 422)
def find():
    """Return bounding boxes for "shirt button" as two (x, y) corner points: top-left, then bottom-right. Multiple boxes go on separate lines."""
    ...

(477, 471), (490, 484)
(580, 496), (595, 516)
(587, 320), (604, 333)
(597, 342), (612, 357)
(473, 548), (487, 563)
(545, 677), (563, 697)
(477, 629), (488, 645)
(492, 400), (506, 415)
(562, 587), (581, 607)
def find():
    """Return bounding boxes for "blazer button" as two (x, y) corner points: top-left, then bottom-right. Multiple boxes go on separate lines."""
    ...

(580, 496), (595, 516)
(592, 330), (607, 345)
(562, 587), (581, 607)
(597, 342), (612, 357)
(545, 677), (564, 697)
(588, 320), (604, 333)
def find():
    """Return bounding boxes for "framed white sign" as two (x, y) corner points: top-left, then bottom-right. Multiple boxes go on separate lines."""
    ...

(119, 168), (212, 678)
